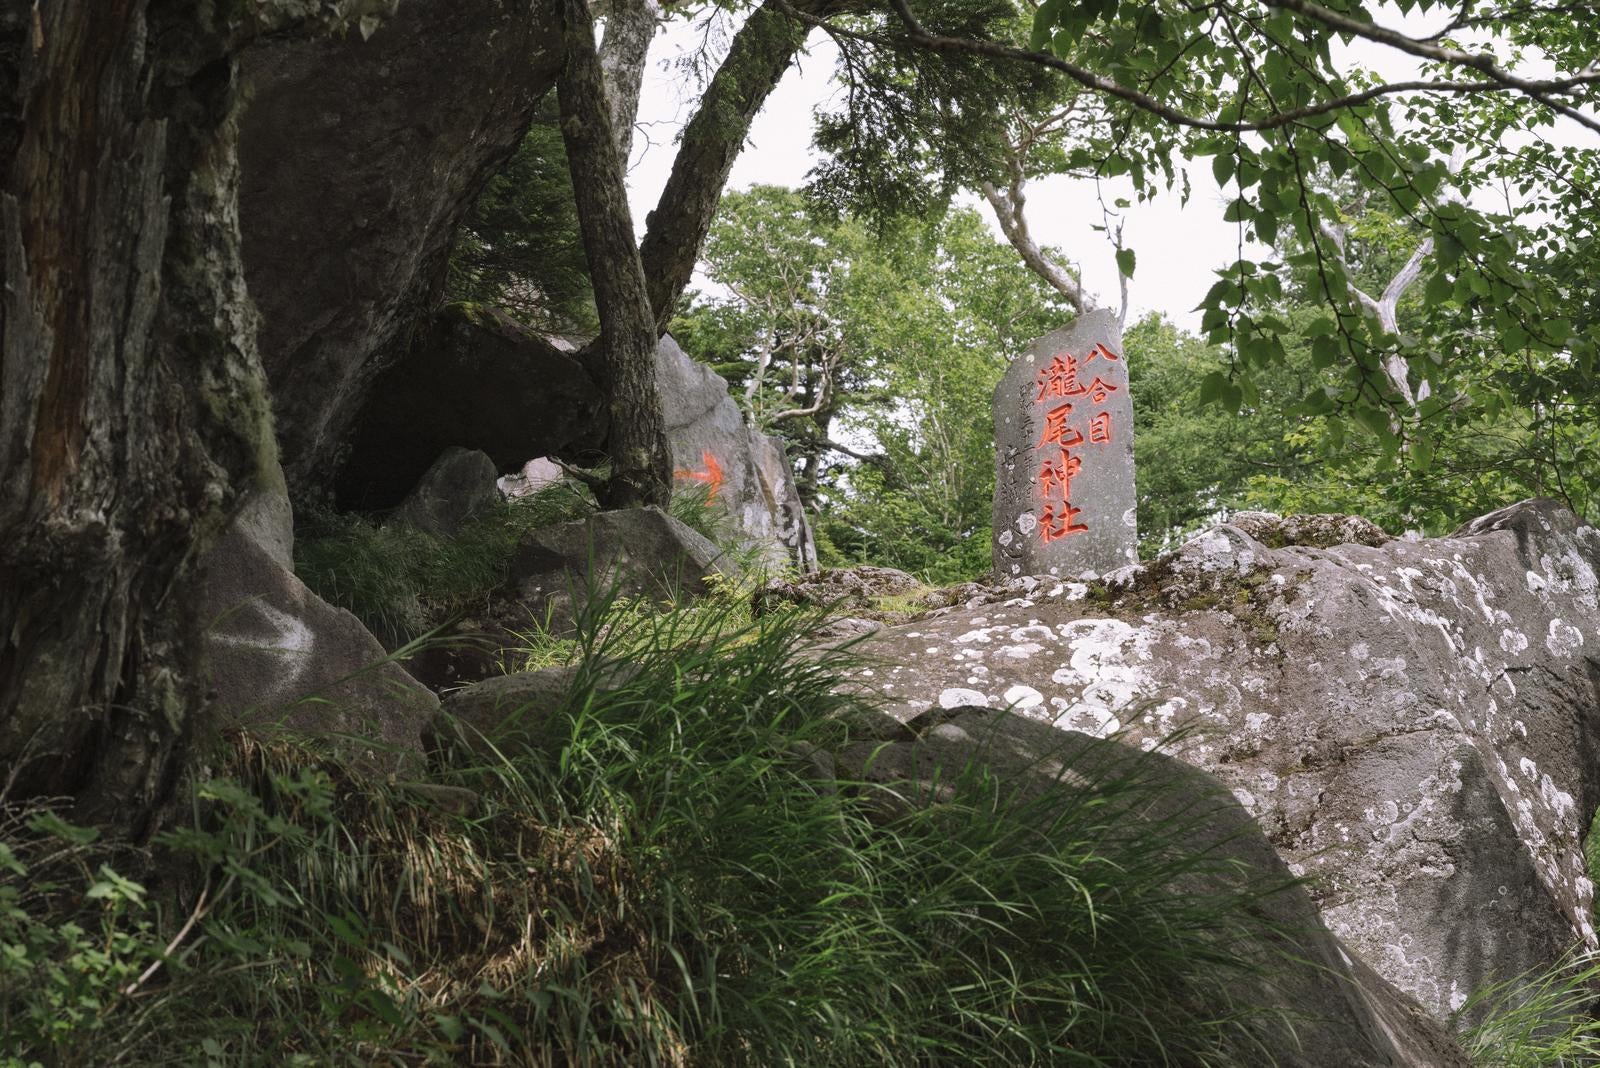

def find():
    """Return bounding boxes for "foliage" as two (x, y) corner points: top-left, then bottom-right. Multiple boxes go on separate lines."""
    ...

(1457, 949), (1600, 1067)
(293, 483), (596, 644)
(1128, 192), (1600, 548)
(3, 591), (1312, 1066)
(446, 100), (597, 334)
(804, 0), (1598, 498)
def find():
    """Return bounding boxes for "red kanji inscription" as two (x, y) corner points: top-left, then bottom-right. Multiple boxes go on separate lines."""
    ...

(1036, 404), (1085, 449)
(1036, 354), (1087, 401)
(1082, 377), (1119, 404)
(1040, 502), (1088, 542)
(1089, 411), (1112, 444)
(1039, 449), (1083, 499)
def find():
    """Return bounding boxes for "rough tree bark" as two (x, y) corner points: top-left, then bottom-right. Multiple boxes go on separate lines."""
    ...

(0, 0), (393, 836)
(557, 0), (674, 508)
(597, 0), (661, 165)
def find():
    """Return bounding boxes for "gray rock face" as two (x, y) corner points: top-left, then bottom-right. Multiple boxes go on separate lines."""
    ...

(240, 2), (562, 487)
(855, 498), (1600, 1024)
(836, 705), (1469, 1066)
(389, 447), (502, 537)
(196, 480), (437, 767)
(657, 335), (816, 572)
(336, 304), (604, 509)
(993, 309), (1138, 579)
(507, 506), (736, 630)
(1229, 509), (1392, 549)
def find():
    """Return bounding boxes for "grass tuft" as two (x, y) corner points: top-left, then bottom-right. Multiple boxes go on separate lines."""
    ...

(1458, 948), (1600, 1067)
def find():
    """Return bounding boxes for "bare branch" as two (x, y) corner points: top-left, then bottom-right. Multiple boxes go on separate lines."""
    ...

(980, 179), (1093, 311)
(1265, 0), (1600, 135)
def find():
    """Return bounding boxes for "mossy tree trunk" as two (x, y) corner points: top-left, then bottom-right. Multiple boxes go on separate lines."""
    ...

(0, 0), (392, 837)
(556, 0), (674, 509)
(560, 0), (848, 508)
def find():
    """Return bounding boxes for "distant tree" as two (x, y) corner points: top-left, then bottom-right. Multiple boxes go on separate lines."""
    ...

(676, 190), (1074, 581)
(447, 102), (597, 334)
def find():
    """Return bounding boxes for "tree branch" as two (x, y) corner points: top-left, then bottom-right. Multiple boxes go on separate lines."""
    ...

(980, 178), (1093, 312)
(597, 0), (661, 164)
(638, 0), (851, 331)
(557, 0), (673, 506)
(770, 0), (1600, 134)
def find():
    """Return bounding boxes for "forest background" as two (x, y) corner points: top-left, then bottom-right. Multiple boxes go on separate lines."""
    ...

(451, 2), (1600, 585)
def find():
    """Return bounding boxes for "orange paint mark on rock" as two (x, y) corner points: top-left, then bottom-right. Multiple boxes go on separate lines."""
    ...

(673, 449), (725, 501)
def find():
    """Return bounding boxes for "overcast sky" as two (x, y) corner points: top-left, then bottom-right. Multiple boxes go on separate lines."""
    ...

(623, 9), (1596, 333)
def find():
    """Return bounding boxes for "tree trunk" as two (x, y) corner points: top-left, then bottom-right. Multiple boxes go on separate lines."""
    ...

(557, 0), (673, 508)
(0, 0), (391, 837)
(638, 0), (842, 331)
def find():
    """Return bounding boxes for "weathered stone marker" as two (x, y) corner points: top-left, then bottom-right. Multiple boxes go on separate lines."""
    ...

(992, 308), (1138, 578)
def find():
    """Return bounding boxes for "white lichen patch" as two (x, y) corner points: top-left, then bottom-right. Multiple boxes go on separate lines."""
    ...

(1547, 619), (1584, 658)
(1003, 684), (1045, 710)
(938, 687), (989, 709)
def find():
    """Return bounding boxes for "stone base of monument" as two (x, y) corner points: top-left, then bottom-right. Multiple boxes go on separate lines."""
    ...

(992, 308), (1138, 580)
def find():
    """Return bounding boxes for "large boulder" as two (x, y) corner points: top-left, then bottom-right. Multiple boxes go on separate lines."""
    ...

(240, 1), (562, 489)
(426, 661), (637, 757)
(388, 447), (502, 537)
(507, 507), (737, 631)
(657, 335), (816, 572)
(853, 499), (1600, 1024)
(196, 474), (438, 766)
(336, 305), (604, 508)
(838, 705), (1470, 1066)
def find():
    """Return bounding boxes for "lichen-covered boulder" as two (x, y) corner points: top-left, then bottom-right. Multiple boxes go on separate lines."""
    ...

(753, 565), (922, 614)
(335, 305), (603, 509)
(853, 498), (1600, 1024)
(388, 447), (502, 537)
(240, 1), (562, 488)
(196, 477), (437, 767)
(836, 705), (1470, 1066)
(657, 335), (816, 572)
(1227, 509), (1393, 549)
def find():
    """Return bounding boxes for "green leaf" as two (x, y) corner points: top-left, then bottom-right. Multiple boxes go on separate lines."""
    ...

(1198, 371), (1231, 406)
(1411, 432), (1434, 471)
(1116, 248), (1136, 278)
(1212, 151), (1234, 187)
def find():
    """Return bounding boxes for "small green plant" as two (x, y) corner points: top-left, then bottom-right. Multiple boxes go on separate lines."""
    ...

(0, 807), (159, 1066)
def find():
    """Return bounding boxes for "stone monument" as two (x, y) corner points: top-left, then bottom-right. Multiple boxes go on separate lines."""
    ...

(992, 308), (1138, 578)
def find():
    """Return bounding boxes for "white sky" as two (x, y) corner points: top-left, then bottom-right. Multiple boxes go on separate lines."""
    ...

(623, 9), (1597, 332)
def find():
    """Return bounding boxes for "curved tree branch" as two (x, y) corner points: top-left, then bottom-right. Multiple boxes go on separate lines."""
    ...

(771, 0), (1600, 134)
(639, 0), (856, 331)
